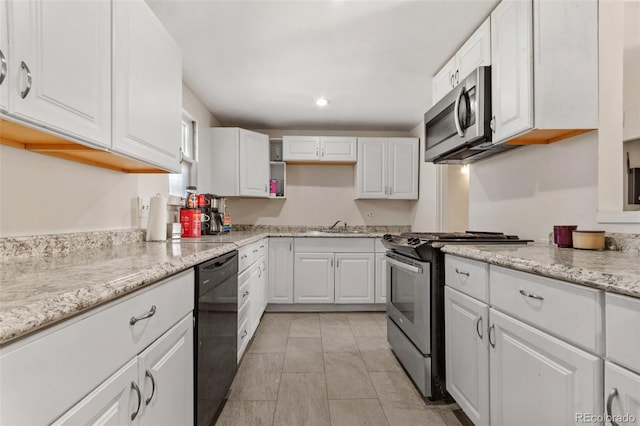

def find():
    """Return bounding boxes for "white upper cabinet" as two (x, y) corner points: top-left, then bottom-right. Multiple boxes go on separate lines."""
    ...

(8, 0), (111, 148)
(209, 128), (270, 198)
(112, 0), (182, 173)
(432, 18), (490, 105)
(283, 135), (356, 162)
(356, 137), (418, 200)
(491, 0), (598, 145)
(0, 0), (8, 112)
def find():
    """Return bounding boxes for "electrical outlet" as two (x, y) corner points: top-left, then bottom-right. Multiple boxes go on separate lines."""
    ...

(365, 211), (375, 221)
(138, 197), (150, 219)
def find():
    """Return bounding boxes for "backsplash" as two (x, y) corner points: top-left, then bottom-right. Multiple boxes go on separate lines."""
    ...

(232, 224), (411, 233)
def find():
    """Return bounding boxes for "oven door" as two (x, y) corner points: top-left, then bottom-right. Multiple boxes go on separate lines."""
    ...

(385, 253), (431, 354)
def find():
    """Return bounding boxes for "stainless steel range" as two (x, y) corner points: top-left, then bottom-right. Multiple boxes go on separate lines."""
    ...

(382, 231), (531, 400)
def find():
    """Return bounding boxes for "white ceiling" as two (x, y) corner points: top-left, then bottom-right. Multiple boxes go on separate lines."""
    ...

(147, 0), (498, 131)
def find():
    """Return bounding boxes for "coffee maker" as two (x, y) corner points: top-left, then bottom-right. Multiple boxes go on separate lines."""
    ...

(202, 194), (226, 234)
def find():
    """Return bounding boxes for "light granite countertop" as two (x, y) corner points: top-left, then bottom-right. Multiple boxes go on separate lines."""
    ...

(440, 243), (640, 298)
(0, 230), (391, 346)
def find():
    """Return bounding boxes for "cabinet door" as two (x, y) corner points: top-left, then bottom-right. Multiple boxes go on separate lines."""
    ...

(432, 56), (456, 105)
(294, 253), (334, 303)
(356, 138), (387, 199)
(239, 129), (269, 197)
(374, 252), (387, 304)
(444, 287), (489, 426)
(249, 261), (262, 336)
(283, 135), (320, 161)
(268, 238), (294, 303)
(320, 136), (357, 162)
(335, 253), (374, 304)
(51, 359), (139, 426)
(490, 0), (533, 144)
(489, 309), (602, 426)
(0, 0), (8, 112)
(113, 0), (182, 172)
(9, 0), (111, 147)
(457, 17), (491, 81)
(138, 314), (193, 426)
(260, 256), (268, 312)
(388, 138), (418, 200)
(604, 361), (640, 426)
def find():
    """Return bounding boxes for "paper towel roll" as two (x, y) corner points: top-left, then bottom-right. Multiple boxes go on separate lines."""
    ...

(147, 195), (167, 241)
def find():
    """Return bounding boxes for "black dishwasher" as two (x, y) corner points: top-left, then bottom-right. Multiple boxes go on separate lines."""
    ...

(195, 250), (238, 426)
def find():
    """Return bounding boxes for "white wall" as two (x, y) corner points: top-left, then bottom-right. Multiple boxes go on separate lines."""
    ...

(0, 82), (216, 237)
(228, 129), (416, 226)
(469, 132), (640, 241)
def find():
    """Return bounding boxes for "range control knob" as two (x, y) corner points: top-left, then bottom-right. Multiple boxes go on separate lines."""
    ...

(383, 234), (392, 241)
(409, 238), (421, 245)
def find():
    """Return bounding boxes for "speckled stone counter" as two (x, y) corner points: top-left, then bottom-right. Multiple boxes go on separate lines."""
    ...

(440, 243), (640, 298)
(0, 227), (403, 345)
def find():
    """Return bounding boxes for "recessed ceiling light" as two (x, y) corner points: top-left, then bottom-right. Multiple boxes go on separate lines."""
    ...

(315, 97), (329, 107)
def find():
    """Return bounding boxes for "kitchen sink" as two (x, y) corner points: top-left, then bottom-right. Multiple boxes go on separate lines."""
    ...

(297, 230), (369, 237)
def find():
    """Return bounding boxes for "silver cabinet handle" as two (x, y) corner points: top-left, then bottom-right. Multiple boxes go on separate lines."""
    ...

(242, 290), (249, 298)
(253, 249), (259, 253)
(264, 184), (268, 193)
(316, 146), (319, 157)
(519, 289), (544, 301)
(258, 267), (262, 278)
(241, 330), (248, 339)
(131, 381), (142, 421)
(130, 305), (157, 325)
(336, 259), (339, 268)
(241, 254), (248, 259)
(455, 267), (469, 277)
(144, 370), (156, 405)
(389, 187), (393, 196)
(476, 316), (483, 339)
(260, 244), (265, 249)
(321, 147), (325, 157)
(289, 242), (292, 251)
(330, 258), (333, 267)
(450, 74), (455, 88)
(453, 86), (465, 137)
(455, 69), (459, 84)
(606, 388), (619, 426)
(0, 50), (6, 86)
(20, 61), (32, 99)
(488, 324), (496, 348)
(490, 115), (496, 134)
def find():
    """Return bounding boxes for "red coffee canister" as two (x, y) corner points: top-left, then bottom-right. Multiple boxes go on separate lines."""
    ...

(180, 209), (201, 238)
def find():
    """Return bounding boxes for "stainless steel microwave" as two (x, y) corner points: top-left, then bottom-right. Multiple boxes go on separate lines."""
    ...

(424, 66), (516, 164)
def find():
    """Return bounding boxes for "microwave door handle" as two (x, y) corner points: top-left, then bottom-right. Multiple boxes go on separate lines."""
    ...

(386, 256), (423, 274)
(454, 86), (465, 137)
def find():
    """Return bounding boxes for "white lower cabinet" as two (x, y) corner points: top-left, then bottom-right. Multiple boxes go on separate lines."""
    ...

(237, 239), (268, 360)
(489, 308), (602, 426)
(53, 315), (193, 425)
(268, 238), (294, 304)
(294, 252), (335, 303)
(444, 287), (489, 426)
(604, 361), (640, 426)
(334, 253), (375, 304)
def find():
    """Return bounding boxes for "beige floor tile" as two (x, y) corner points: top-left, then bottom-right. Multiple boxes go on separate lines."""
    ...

(372, 312), (388, 328)
(381, 406), (447, 426)
(328, 399), (389, 426)
(248, 331), (288, 353)
(348, 313), (386, 337)
(360, 348), (403, 372)
(319, 312), (350, 326)
(369, 371), (427, 409)
(215, 400), (276, 426)
(272, 372), (330, 426)
(321, 324), (359, 352)
(324, 352), (377, 399)
(257, 314), (292, 335)
(283, 337), (324, 373)
(289, 314), (321, 337)
(356, 336), (391, 351)
(228, 353), (284, 401)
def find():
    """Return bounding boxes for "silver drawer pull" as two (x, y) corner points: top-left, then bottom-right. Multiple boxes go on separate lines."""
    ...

(241, 330), (248, 339)
(475, 316), (483, 339)
(241, 254), (248, 259)
(243, 290), (249, 298)
(488, 324), (496, 348)
(131, 381), (142, 421)
(606, 388), (619, 426)
(20, 61), (32, 99)
(455, 268), (469, 277)
(0, 49), (6, 86)
(519, 289), (544, 301)
(144, 370), (156, 405)
(130, 305), (157, 325)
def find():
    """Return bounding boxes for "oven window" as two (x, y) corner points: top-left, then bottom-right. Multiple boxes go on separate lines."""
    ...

(390, 266), (416, 323)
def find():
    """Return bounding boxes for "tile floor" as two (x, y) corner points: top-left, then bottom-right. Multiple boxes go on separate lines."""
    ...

(216, 312), (463, 426)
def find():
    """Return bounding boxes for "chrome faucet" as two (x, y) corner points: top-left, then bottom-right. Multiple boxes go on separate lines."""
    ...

(329, 220), (347, 231)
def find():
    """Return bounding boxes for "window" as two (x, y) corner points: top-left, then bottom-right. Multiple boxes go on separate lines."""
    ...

(169, 111), (198, 197)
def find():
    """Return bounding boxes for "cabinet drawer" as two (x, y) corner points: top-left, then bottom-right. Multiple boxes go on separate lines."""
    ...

(0, 269), (194, 425)
(490, 266), (603, 354)
(238, 243), (254, 273)
(237, 316), (250, 361)
(294, 237), (374, 253)
(238, 267), (251, 312)
(445, 255), (489, 302)
(606, 293), (640, 372)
